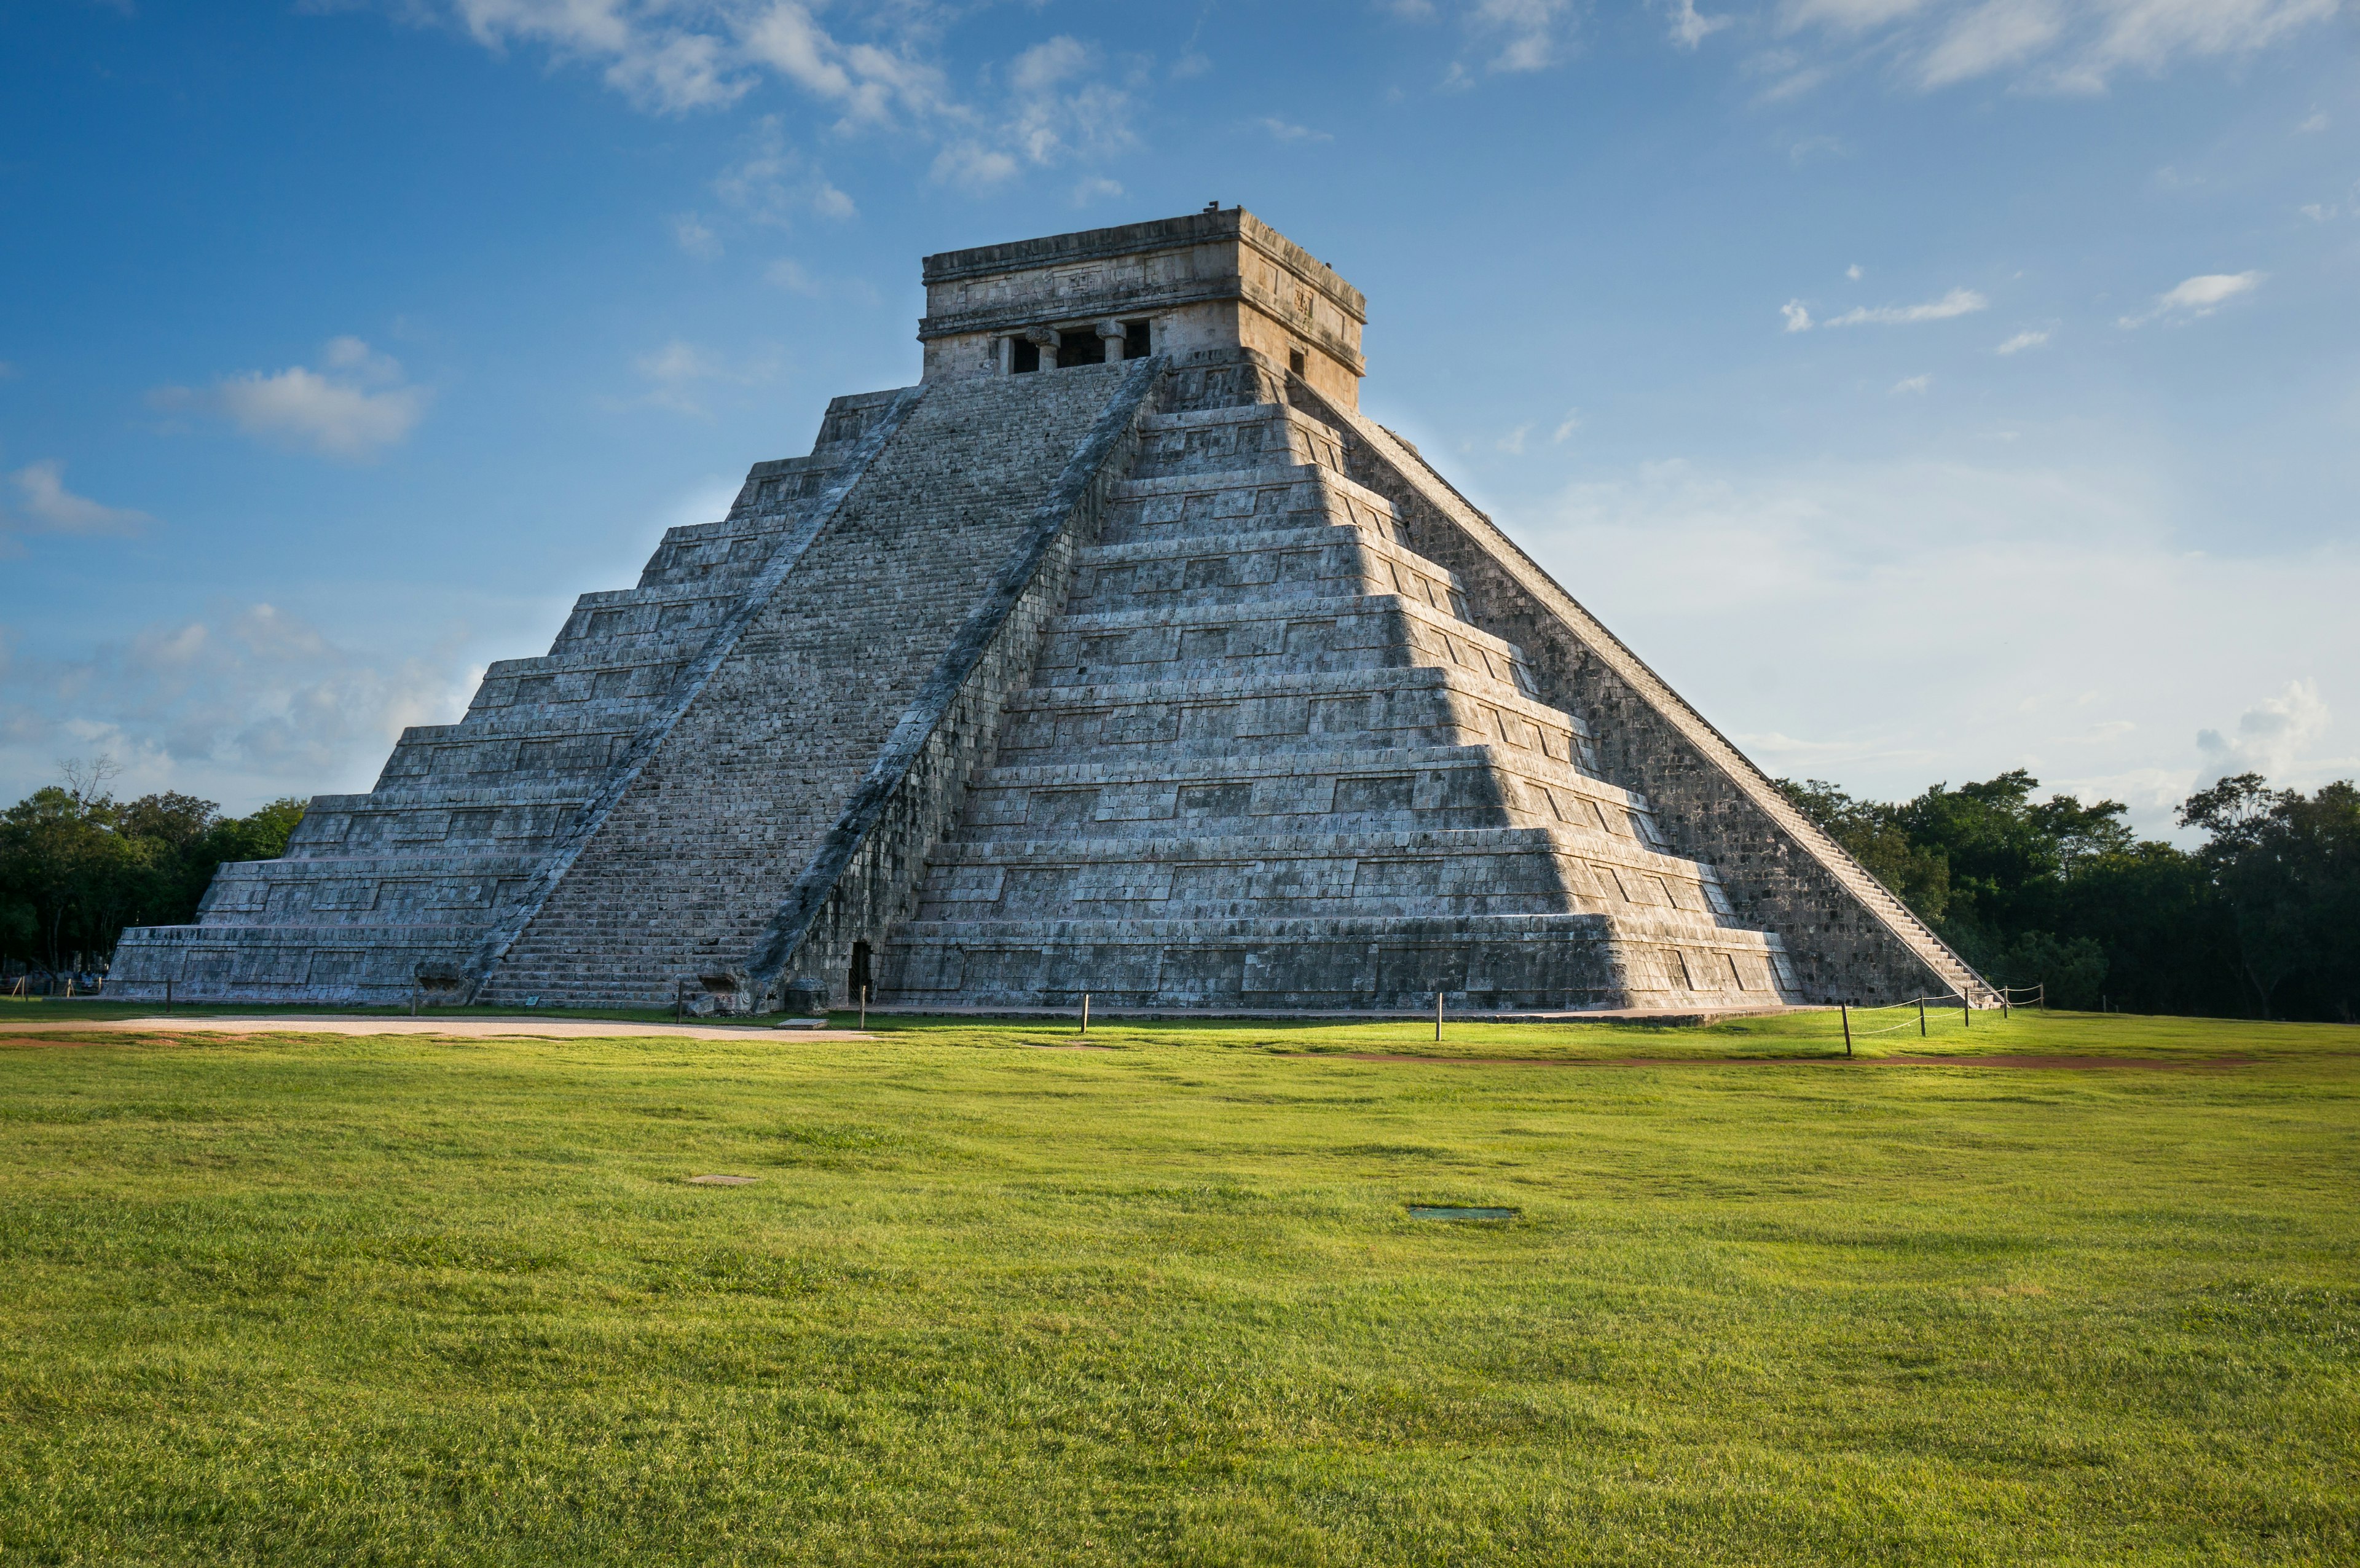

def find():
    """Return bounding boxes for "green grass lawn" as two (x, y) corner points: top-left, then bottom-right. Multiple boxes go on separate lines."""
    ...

(2, 1010), (2354, 1565)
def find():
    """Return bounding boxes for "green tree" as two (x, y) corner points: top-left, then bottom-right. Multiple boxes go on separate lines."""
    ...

(0, 762), (309, 979)
(2181, 774), (2360, 1021)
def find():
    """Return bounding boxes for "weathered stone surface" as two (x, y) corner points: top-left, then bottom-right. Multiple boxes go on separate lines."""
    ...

(111, 210), (1988, 1012)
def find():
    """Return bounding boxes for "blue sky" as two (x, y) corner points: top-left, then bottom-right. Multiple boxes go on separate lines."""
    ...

(3, 0), (2354, 834)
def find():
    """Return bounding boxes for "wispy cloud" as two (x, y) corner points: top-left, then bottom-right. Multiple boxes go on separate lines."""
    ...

(1662, 0), (1732, 47)
(1771, 0), (2340, 97)
(930, 36), (1137, 192)
(1552, 409), (1583, 442)
(1782, 299), (1814, 332)
(1890, 373), (1933, 394)
(1823, 287), (1988, 327)
(2117, 270), (2262, 327)
(1996, 329), (2050, 353)
(0, 602), (473, 805)
(671, 213), (722, 257)
(151, 337), (429, 461)
(1259, 116), (1333, 142)
(712, 116), (855, 225)
(426, 4), (1132, 200)
(627, 338), (777, 415)
(6, 460), (152, 543)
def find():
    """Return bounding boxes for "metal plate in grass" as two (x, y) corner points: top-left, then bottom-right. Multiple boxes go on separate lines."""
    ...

(1407, 1204), (1517, 1221)
(686, 1174), (758, 1186)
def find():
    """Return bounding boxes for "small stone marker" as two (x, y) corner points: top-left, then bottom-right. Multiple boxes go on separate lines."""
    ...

(686, 1174), (758, 1186)
(1407, 1204), (1517, 1221)
(772, 1017), (826, 1030)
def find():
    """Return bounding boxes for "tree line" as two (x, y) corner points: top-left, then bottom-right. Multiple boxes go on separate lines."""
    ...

(0, 760), (304, 984)
(1779, 769), (2358, 1022)
(0, 757), (2350, 1019)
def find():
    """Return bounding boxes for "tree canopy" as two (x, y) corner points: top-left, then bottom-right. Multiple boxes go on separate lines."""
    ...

(1781, 769), (2356, 1022)
(0, 762), (304, 977)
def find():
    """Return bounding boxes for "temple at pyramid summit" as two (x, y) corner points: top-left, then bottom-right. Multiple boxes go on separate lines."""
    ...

(111, 209), (1990, 1014)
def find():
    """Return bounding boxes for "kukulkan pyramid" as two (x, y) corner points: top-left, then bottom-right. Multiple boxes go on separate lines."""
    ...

(113, 210), (1988, 1015)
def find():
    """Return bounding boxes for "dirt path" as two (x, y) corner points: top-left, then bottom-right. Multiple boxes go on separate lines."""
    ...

(0, 1015), (874, 1044)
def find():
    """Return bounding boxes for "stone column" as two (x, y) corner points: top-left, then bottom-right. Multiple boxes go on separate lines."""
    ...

(1025, 326), (1061, 369)
(997, 335), (1016, 375)
(1097, 319), (1127, 364)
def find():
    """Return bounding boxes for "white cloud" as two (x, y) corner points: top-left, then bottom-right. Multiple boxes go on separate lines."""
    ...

(446, 0), (751, 113)
(1782, 0), (1929, 33)
(1823, 286), (1989, 326)
(2297, 109), (2328, 132)
(1919, 0), (2064, 87)
(1663, 0), (1732, 46)
(764, 258), (821, 296)
(1782, 299), (1814, 332)
(1996, 328), (2050, 353)
(1260, 117), (1334, 143)
(1891, 373), (1933, 393)
(1514, 453), (2360, 832)
(1071, 175), (1125, 205)
(0, 602), (474, 809)
(1428, 0), (1576, 74)
(2117, 270), (2263, 327)
(433, 4), (1131, 201)
(2299, 203), (2336, 221)
(761, 257), (876, 300)
(1552, 409), (1583, 442)
(154, 338), (428, 461)
(1846, 263), (1864, 280)
(1497, 423), (1534, 453)
(672, 213), (722, 257)
(6, 460), (152, 539)
(930, 140), (1022, 191)
(1771, 0), (2340, 95)
(712, 116), (857, 225)
(628, 337), (776, 415)
(2197, 679), (2330, 785)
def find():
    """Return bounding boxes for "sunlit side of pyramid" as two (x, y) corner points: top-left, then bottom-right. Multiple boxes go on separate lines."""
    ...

(112, 210), (1988, 1014)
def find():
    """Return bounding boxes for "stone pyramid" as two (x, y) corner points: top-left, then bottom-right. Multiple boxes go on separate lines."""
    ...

(112, 210), (1988, 1014)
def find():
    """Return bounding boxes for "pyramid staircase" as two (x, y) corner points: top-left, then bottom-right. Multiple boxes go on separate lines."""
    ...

(877, 398), (1804, 1009)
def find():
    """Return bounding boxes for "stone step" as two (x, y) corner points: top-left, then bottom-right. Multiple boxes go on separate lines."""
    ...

(1033, 592), (1543, 695)
(1070, 522), (1463, 617)
(879, 909), (1796, 1011)
(914, 824), (1737, 923)
(993, 665), (1598, 772)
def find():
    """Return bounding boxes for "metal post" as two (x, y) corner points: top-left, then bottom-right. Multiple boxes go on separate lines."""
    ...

(675, 981), (684, 1026)
(1080, 992), (1090, 1035)
(1436, 990), (1444, 1043)
(1918, 998), (1927, 1037)
(1841, 1002), (1852, 1057)
(164, 978), (173, 1011)
(859, 984), (867, 1030)
(2002, 990), (2009, 1019)
(411, 981), (419, 1019)
(1962, 990), (1971, 1029)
